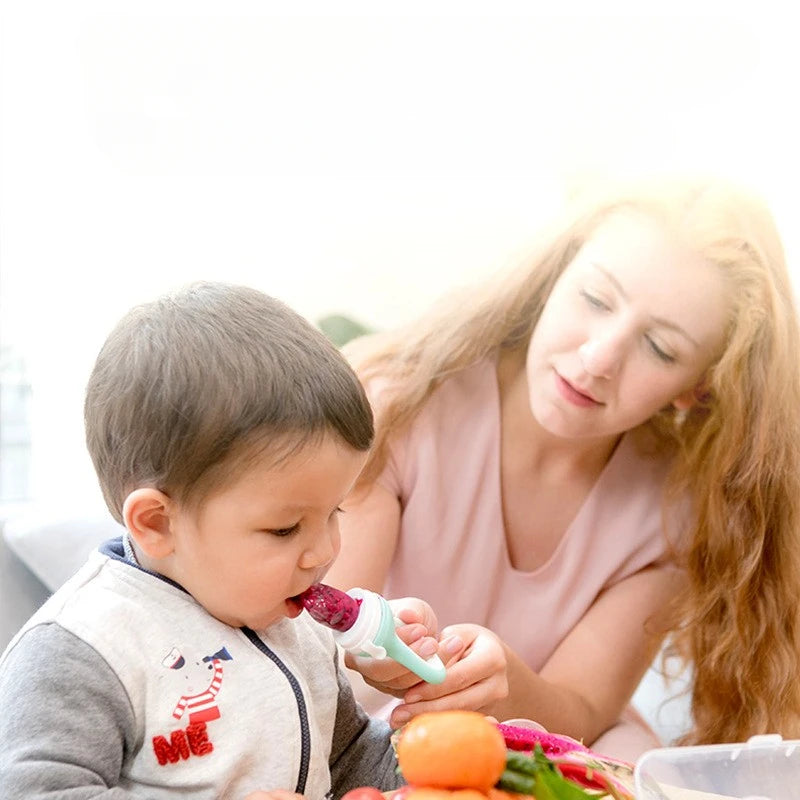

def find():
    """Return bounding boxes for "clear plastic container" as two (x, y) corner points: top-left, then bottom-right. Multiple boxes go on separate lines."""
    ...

(634, 734), (800, 799)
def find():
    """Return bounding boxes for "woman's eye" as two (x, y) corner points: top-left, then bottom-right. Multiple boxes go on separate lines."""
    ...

(646, 336), (676, 363)
(580, 289), (610, 311)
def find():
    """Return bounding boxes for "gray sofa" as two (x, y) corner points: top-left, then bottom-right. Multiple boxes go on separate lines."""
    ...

(0, 521), (50, 649)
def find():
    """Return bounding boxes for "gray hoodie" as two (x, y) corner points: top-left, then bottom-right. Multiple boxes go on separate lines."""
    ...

(0, 538), (402, 799)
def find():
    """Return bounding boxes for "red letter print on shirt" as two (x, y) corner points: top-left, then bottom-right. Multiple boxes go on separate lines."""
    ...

(152, 722), (214, 765)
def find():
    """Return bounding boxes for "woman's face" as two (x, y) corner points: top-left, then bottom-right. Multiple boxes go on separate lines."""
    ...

(526, 211), (730, 441)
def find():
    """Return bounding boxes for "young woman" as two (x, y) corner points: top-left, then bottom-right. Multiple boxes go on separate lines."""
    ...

(327, 177), (800, 758)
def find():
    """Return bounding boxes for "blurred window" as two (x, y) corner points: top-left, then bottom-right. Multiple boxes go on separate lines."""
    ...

(0, 349), (32, 503)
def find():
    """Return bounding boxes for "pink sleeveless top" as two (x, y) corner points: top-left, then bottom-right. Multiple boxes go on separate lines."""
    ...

(375, 357), (673, 671)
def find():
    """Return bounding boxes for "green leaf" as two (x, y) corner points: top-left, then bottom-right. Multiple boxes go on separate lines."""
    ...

(499, 746), (598, 799)
(497, 769), (538, 794)
(537, 768), (598, 800)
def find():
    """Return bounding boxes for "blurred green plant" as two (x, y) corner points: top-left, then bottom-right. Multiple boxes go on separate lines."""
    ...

(317, 313), (373, 348)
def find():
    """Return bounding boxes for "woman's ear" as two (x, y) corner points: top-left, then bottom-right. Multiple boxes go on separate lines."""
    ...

(672, 377), (712, 412)
(672, 388), (696, 411)
(122, 488), (174, 560)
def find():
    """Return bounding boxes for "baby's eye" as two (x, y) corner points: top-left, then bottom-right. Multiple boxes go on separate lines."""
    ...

(266, 524), (300, 538)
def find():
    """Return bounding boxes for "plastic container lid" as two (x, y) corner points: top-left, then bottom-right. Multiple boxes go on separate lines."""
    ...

(634, 734), (800, 799)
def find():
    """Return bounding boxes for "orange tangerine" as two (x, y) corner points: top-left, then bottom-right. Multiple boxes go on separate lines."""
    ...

(402, 790), (521, 800)
(449, 791), (490, 800)
(396, 711), (507, 792)
(487, 789), (527, 800)
(404, 790), (454, 800)
(406, 791), (488, 800)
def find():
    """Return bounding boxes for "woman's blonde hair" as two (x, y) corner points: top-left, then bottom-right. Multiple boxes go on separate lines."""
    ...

(346, 176), (800, 745)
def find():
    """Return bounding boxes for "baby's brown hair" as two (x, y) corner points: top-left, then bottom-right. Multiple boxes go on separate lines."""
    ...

(85, 281), (373, 523)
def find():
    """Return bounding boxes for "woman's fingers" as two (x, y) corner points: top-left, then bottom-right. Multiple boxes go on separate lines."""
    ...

(388, 624), (509, 724)
(390, 677), (507, 728)
(343, 597), (446, 695)
(439, 633), (467, 666)
(344, 624), (441, 695)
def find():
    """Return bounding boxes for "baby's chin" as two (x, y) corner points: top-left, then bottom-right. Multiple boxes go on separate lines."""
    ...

(248, 599), (309, 630)
(204, 606), (285, 631)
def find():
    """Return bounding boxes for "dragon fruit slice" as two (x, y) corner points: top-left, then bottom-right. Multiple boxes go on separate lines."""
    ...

(497, 722), (590, 755)
(551, 751), (636, 799)
(499, 728), (636, 800)
(299, 583), (362, 632)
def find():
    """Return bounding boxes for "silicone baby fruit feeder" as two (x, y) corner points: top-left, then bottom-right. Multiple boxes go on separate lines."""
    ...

(300, 583), (446, 684)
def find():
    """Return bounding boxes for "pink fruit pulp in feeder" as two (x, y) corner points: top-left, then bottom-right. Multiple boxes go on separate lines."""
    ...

(299, 583), (362, 632)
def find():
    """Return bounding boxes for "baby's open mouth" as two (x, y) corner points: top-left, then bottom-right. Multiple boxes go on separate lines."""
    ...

(285, 595), (304, 616)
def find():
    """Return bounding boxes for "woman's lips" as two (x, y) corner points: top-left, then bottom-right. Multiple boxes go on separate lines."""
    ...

(555, 373), (602, 407)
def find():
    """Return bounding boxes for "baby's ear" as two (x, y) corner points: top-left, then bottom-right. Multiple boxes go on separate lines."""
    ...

(123, 488), (174, 559)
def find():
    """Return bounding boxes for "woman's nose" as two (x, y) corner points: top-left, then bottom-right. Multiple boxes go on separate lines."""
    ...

(578, 334), (623, 378)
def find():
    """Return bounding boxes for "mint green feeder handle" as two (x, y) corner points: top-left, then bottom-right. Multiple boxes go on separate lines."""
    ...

(373, 597), (447, 685)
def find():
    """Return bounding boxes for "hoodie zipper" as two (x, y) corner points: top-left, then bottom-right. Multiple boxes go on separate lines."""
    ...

(241, 627), (311, 794)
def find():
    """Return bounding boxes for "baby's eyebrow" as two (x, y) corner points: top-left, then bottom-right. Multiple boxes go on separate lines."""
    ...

(589, 262), (700, 348)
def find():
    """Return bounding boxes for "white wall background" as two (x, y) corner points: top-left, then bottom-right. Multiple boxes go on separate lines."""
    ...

(1, 2), (798, 512)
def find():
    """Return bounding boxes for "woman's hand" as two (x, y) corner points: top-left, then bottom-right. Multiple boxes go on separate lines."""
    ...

(344, 597), (442, 696)
(387, 623), (509, 729)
